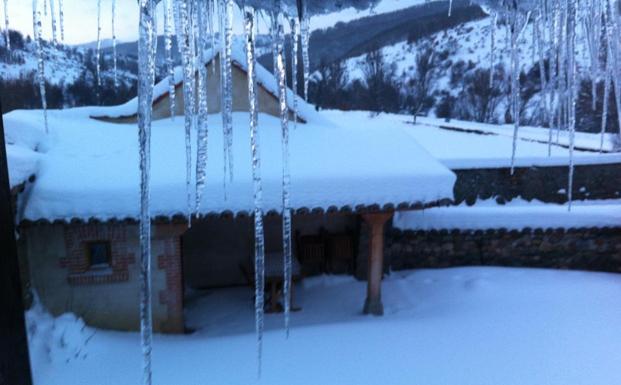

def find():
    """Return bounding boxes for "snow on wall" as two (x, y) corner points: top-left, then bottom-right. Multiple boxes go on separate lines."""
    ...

(6, 107), (455, 222)
(393, 198), (621, 231)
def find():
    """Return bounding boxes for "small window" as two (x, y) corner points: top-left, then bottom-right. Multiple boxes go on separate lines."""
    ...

(87, 241), (111, 268)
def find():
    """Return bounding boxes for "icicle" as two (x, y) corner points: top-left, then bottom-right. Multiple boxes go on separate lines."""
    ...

(195, 0), (209, 216)
(222, 0), (234, 184)
(48, 0), (56, 45)
(489, 12), (496, 89)
(300, 0), (310, 100)
(600, 56), (611, 152)
(509, 13), (523, 174)
(3, 0), (9, 50)
(274, 17), (293, 340)
(289, 16), (299, 128)
(607, 0), (621, 136)
(137, 0), (156, 384)
(96, 0), (102, 87)
(164, 0), (176, 118)
(112, 0), (118, 87)
(58, 0), (63, 42)
(175, 0), (196, 226)
(32, 0), (48, 133)
(535, 12), (551, 156)
(567, 0), (577, 211)
(448, 0), (453, 17)
(244, 8), (265, 378)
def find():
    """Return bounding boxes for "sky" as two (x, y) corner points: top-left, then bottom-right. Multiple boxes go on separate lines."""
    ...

(1, 0), (429, 45)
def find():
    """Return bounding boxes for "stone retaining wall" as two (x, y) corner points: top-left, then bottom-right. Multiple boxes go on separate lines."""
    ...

(361, 226), (621, 276)
(453, 163), (621, 205)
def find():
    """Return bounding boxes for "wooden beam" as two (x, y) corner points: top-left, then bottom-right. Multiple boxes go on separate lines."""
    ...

(0, 102), (34, 384)
(361, 212), (393, 316)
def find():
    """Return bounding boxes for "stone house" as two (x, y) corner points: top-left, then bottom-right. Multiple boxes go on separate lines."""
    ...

(9, 50), (456, 334)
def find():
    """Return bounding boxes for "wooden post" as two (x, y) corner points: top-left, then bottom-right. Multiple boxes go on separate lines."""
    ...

(0, 103), (34, 384)
(361, 212), (393, 316)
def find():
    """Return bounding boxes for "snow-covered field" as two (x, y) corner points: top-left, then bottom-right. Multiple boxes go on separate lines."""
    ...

(28, 267), (621, 385)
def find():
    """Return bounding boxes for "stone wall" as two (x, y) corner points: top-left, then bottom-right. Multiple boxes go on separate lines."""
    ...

(381, 226), (621, 274)
(453, 163), (621, 205)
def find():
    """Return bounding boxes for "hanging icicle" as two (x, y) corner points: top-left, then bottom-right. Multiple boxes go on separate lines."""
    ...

(223, 0), (234, 183)
(58, 0), (64, 42)
(567, 0), (577, 211)
(137, 1), (156, 385)
(448, 0), (453, 17)
(489, 11), (496, 89)
(32, 0), (48, 133)
(195, 0), (209, 216)
(273, 16), (293, 340)
(289, 16), (299, 128)
(112, 0), (118, 87)
(600, 53), (611, 152)
(163, 0), (176, 118)
(3, 0), (9, 50)
(175, 0), (196, 226)
(48, 0), (57, 45)
(96, 0), (102, 87)
(244, 8), (265, 378)
(300, 0), (310, 100)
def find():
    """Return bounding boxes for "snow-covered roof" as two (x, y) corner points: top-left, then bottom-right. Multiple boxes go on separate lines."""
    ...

(4, 107), (456, 223)
(88, 45), (319, 124)
(322, 111), (621, 170)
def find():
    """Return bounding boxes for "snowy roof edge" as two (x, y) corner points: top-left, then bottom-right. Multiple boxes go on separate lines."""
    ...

(19, 198), (454, 226)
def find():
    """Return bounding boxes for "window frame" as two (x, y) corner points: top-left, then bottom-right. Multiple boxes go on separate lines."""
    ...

(85, 240), (112, 269)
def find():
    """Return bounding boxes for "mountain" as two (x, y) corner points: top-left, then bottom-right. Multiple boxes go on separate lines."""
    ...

(0, 30), (153, 113)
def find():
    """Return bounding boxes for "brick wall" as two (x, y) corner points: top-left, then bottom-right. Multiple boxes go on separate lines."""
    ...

(25, 223), (186, 334)
(62, 224), (134, 285)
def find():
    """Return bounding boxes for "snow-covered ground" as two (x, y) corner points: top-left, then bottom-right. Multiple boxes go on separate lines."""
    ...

(27, 267), (621, 385)
(394, 198), (621, 231)
(322, 110), (621, 169)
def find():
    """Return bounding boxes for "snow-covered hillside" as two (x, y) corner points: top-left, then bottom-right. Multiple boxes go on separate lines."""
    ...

(345, 15), (590, 93)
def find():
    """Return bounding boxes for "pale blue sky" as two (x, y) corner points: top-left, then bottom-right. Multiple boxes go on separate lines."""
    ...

(2, 0), (427, 45)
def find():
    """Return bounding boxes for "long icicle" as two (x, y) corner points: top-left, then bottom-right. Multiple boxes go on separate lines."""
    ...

(58, 0), (63, 42)
(509, 13), (521, 174)
(48, 0), (56, 45)
(289, 16), (299, 128)
(244, 8), (265, 379)
(32, 0), (48, 133)
(175, 0), (196, 227)
(300, 0), (310, 100)
(112, 0), (118, 87)
(224, 0), (234, 183)
(600, 52), (611, 152)
(3, 0), (9, 50)
(137, 1), (156, 385)
(567, 0), (577, 211)
(96, 0), (102, 87)
(164, 0), (176, 118)
(195, 0), (209, 216)
(489, 11), (496, 89)
(275, 16), (293, 340)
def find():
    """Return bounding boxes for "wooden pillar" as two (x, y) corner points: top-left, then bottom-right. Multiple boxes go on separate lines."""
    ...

(0, 102), (34, 384)
(361, 212), (393, 316)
